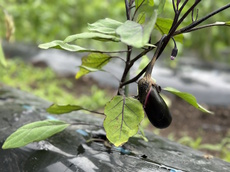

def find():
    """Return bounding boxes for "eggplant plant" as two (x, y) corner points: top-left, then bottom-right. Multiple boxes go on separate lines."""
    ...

(2, 0), (230, 149)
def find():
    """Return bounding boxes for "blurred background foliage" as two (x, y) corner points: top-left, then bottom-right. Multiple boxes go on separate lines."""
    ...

(0, 0), (230, 63)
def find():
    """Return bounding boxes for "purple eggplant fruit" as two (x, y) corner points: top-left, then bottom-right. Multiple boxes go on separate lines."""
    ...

(138, 78), (172, 129)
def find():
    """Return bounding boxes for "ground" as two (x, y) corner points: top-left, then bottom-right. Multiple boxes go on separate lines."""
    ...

(65, 76), (230, 159)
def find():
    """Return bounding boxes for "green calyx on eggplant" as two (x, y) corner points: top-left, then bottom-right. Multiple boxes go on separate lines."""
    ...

(138, 77), (172, 129)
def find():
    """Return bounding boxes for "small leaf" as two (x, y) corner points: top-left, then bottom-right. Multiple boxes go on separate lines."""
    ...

(104, 96), (145, 146)
(2, 120), (70, 149)
(76, 53), (111, 79)
(39, 40), (95, 52)
(64, 32), (120, 43)
(163, 87), (213, 114)
(47, 104), (84, 114)
(155, 18), (184, 43)
(88, 18), (123, 34)
(158, 0), (166, 14)
(116, 10), (157, 48)
(0, 42), (7, 67)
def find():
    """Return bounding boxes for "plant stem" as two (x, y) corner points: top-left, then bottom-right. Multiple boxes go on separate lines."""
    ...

(144, 35), (166, 79)
(174, 3), (230, 35)
(157, 0), (201, 59)
(125, 0), (130, 20)
(175, 22), (230, 34)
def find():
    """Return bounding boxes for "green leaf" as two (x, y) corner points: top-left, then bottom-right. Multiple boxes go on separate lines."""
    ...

(116, 10), (157, 48)
(136, 12), (146, 24)
(47, 104), (84, 114)
(155, 18), (184, 43)
(38, 40), (96, 52)
(0, 42), (7, 67)
(88, 18), (123, 34)
(76, 53), (111, 79)
(64, 32), (120, 43)
(163, 87), (213, 114)
(104, 96), (145, 146)
(135, 0), (154, 8)
(2, 120), (70, 149)
(158, 0), (166, 14)
(116, 20), (143, 47)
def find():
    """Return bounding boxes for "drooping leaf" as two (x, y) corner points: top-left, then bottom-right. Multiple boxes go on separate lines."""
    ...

(116, 10), (157, 48)
(76, 53), (111, 79)
(2, 120), (70, 149)
(158, 0), (166, 14)
(155, 18), (184, 43)
(0, 42), (7, 67)
(47, 104), (84, 114)
(38, 40), (96, 52)
(104, 96), (145, 146)
(88, 18), (123, 34)
(142, 10), (158, 45)
(163, 87), (213, 114)
(64, 32), (120, 43)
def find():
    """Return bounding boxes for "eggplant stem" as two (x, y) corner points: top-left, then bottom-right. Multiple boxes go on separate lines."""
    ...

(144, 35), (167, 79)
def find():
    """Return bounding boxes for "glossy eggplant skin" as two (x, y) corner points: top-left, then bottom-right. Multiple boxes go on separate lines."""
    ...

(138, 78), (172, 129)
(144, 85), (172, 129)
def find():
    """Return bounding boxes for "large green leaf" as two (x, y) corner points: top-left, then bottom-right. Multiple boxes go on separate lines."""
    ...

(104, 96), (145, 146)
(155, 18), (184, 43)
(47, 104), (84, 114)
(0, 42), (7, 67)
(88, 18), (123, 34)
(38, 40), (96, 52)
(2, 120), (70, 149)
(163, 87), (213, 114)
(116, 10), (157, 48)
(64, 32), (120, 43)
(76, 53), (111, 79)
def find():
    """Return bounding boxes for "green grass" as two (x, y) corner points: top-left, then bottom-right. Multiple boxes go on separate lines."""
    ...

(0, 58), (110, 110)
(167, 133), (230, 162)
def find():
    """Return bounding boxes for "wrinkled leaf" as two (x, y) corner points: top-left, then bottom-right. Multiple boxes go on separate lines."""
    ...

(155, 18), (184, 43)
(64, 32), (120, 43)
(47, 104), (84, 114)
(158, 0), (166, 14)
(116, 10), (157, 48)
(2, 120), (70, 149)
(163, 87), (213, 114)
(76, 53), (111, 79)
(88, 18), (123, 34)
(0, 42), (7, 67)
(38, 40), (95, 52)
(104, 96), (145, 146)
